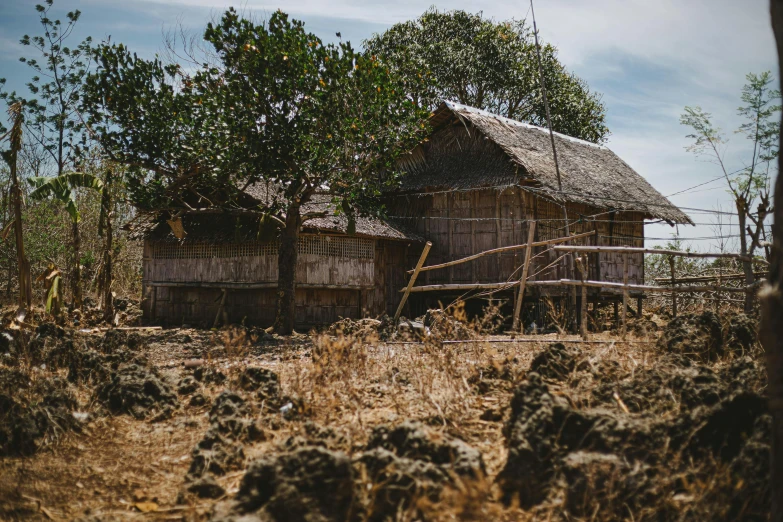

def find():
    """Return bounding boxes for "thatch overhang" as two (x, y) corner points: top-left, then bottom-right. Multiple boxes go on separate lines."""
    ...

(126, 182), (422, 243)
(396, 101), (693, 225)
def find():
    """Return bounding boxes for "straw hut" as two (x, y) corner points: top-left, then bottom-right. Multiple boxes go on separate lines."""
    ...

(130, 187), (420, 327)
(387, 101), (692, 318)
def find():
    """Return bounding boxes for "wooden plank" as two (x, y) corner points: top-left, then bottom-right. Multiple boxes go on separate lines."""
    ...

(394, 242), (432, 323)
(408, 230), (596, 273)
(553, 245), (757, 261)
(512, 222), (537, 332)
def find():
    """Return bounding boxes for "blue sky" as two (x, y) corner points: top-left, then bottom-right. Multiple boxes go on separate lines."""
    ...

(0, 0), (778, 250)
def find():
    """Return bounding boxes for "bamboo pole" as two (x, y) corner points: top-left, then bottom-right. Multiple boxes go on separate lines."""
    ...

(621, 253), (629, 337)
(654, 272), (767, 284)
(669, 256), (677, 318)
(404, 279), (756, 294)
(512, 222), (537, 331)
(407, 230), (596, 274)
(394, 242), (432, 324)
(553, 245), (756, 261)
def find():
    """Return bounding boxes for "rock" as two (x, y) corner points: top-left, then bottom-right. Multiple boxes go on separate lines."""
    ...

(177, 376), (200, 395)
(561, 451), (651, 518)
(423, 309), (474, 340)
(353, 421), (486, 521)
(0, 373), (79, 456)
(237, 367), (281, 404)
(189, 393), (209, 408)
(529, 343), (580, 381)
(189, 431), (245, 477)
(208, 391), (263, 442)
(657, 312), (723, 361)
(186, 476), (226, 499)
(365, 421), (485, 479)
(726, 314), (757, 354)
(397, 320), (426, 338)
(194, 366), (227, 385)
(95, 363), (178, 419)
(229, 446), (355, 521)
(327, 317), (382, 338)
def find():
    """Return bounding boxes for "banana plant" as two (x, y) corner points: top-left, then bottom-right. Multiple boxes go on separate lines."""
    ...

(28, 172), (103, 309)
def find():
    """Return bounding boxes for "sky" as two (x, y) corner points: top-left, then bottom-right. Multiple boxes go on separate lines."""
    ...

(0, 0), (778, 251)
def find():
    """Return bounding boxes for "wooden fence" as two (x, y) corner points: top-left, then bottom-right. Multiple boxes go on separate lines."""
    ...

(394, 223), (761, 337)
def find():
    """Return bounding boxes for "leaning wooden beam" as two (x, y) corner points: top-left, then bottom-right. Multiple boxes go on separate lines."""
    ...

(407, 230), (596, 274)
(213, 288), (228, 329)
(512, 222), (537, 331)
(394, 242), (432, 323)
(553, 245), (756, 261)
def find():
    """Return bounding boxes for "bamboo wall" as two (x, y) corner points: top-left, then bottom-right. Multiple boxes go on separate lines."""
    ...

(389, 188), (645, 296)
(141, 233), (405, 327)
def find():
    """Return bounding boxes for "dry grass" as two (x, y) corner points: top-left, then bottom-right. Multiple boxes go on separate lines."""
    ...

(0, 302), (767, 521)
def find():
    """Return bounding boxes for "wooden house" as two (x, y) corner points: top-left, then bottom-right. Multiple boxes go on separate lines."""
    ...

(131, 101), (691, 328)
(386, 101), (693, 318)
(131, 191), (422, 327)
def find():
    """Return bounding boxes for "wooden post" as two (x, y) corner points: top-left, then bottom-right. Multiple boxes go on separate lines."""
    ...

(150, 286), (157, 323)
(213, 288), (228, 329)
(621, 253), (629, 337)
(669, 256), (677, 317)
(394, 242), (432, 324)
(512, 222), (537, 331)
(577, 255), (588, 339)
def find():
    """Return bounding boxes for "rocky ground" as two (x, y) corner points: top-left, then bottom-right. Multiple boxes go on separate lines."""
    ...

(0, 308), (769, 521)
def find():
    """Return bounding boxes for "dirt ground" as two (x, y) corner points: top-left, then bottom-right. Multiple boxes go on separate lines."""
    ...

(0, 310), (769, 521)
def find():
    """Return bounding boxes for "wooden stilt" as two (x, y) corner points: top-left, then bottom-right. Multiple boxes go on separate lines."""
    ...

(512, 222), (537, 331)
(621, 253), (629, 338)
(669, 256), (677, 317)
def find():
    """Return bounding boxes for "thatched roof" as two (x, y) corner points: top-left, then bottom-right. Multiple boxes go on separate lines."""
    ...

(127, 182), (421, 243)
(397, 101), (692, 225)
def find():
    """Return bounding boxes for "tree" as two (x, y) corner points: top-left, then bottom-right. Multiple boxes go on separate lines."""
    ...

(764, 3), (783, 521)
(680, 72), (779, 310)
(364, 8), (609, 143)
(0, 0), (94, 306)
(13, 0), (93, 175)
(1, 103), (33, 311)
(27, 172), (103, 309)
(84, 9), (429, 334)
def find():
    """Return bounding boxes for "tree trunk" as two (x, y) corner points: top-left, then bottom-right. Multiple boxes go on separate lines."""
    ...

(764, 4), (783, 522)
(273, 202), (302, 335)
(7, 104), (31, 311)
(71, 220), (82, 310)
(738, 201), (756, 312)
(101, 177), (114, 323)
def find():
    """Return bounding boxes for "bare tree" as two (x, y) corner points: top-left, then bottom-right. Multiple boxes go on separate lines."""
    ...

(681, 73), (778, 310)
(763, 3), (783, 521)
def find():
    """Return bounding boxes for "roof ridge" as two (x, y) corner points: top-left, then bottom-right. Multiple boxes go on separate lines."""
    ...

(443, 100), (608, 150)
